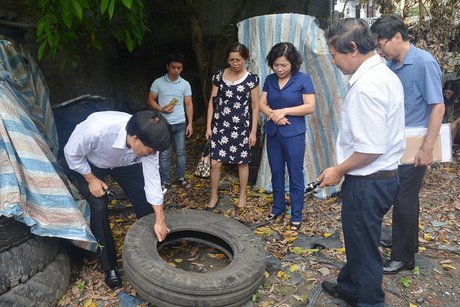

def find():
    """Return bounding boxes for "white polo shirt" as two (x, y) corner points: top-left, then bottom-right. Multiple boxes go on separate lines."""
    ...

(336, 54), (405, 176)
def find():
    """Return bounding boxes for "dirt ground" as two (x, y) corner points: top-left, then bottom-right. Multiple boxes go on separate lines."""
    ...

(57, 131), (460, 307)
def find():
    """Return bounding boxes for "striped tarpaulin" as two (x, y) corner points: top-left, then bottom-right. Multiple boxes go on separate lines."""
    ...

(238, 14), (347, 198)
(0, 39), (96, 251)
(0, 38), (58, 156)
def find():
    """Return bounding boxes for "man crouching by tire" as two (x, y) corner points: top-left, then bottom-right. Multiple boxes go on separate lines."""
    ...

(64, 109), (171, 289)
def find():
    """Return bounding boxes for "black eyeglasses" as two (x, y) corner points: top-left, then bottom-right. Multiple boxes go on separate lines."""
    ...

(228, 58), (244, 64)
(376, 38), (391, 51)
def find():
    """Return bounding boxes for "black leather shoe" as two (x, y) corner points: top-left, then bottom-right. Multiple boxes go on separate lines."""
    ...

(105, 269), (122, 289)
(383, 260), (415, 275)
(379, 238), (419, 253)
(379, 237), (392, 248)
(321, 280), (356, 306)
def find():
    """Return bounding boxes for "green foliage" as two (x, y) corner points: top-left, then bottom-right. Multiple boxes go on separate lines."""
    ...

(76, 279), (86, 291)
(252, 289), (260, 302)
(373, 0), (460, 74)
(25, 0), (149, 66)
(293, 246), (303, 255)
(400, 276), (411, 288)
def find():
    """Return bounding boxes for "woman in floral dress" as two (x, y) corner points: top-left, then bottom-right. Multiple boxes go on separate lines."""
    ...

(205, 43), (260, 212)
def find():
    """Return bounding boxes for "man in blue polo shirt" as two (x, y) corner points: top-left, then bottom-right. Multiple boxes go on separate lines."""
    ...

(371, 15), (445, 274)
(147, 53), (194, 189)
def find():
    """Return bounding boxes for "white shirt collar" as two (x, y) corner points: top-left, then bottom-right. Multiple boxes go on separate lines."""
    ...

(112, 124), (129, 150)
(348, 54), (382, 88)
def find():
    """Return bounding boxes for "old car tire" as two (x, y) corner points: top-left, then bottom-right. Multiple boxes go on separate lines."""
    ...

(0, 251), (71, 307)
(123, 209), (266, 307)
(0, 217), (32, 253)
(0, 236), (59, 294)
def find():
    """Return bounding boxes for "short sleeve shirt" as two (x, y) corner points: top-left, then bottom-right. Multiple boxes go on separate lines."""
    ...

(388, 44), (443, 127)
(150, 74), (192, 125)
(337, 55), (405, 175)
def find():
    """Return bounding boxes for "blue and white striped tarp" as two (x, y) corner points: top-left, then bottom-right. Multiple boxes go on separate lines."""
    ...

(0, 38), (96, 251)
(0, 37), (58, 156)
(238, 14), (347, 198)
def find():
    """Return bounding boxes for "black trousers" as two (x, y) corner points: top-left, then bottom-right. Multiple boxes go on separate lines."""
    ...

(390, 164), (427, 263)
(338, 174), (399, 306)
(73, 163), (153, 271)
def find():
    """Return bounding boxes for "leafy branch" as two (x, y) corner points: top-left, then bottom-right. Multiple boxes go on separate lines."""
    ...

(25, 0), (149, 67)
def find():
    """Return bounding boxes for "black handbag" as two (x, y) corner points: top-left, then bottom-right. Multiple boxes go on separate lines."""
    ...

(194, 140), (211, 178)
(211, 70), (224, 114)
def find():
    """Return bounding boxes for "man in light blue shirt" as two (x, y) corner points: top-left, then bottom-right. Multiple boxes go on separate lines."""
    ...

(371, 14), (445, 274)
(147, 53), (193, 189)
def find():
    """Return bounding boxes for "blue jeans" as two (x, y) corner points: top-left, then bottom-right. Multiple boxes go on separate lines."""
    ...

(160, 122), (186, 184)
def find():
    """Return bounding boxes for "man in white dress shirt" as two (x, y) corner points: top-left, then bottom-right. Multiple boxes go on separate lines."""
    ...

(64, 109), (170, 289)
(318, 19), (405, 306)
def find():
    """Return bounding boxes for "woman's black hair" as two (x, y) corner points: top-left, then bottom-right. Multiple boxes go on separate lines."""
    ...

(126, 109), (171, 151)
(266, 42), (303, 73)
(225, 42), (250, 60)
(326, 18), (375, 54)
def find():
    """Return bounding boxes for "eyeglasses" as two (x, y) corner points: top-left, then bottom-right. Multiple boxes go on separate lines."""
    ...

(228, 58), (244, 64)
(376, 38), (391, 51)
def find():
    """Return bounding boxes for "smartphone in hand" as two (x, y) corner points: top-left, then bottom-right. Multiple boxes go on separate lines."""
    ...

(165, 98), (178, 109)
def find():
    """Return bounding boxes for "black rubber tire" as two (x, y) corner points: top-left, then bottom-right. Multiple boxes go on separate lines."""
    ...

(123, 209), (266, 307)
(0, 251), (71, 307)
(0, 216), (32, 253)
(0, 236), (59, 294)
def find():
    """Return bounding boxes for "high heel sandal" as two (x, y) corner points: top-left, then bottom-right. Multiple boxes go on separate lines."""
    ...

(205, 196), (220, 212)
(290, 221), (302, 231)
(266, 211), (285, 222)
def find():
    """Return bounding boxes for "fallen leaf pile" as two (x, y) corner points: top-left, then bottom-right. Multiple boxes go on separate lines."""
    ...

(58, 123), (460, 307)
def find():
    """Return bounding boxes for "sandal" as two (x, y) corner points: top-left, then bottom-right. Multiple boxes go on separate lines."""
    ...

(205, 196), (220, 212)
(266, 211), (285, 222)
(290, 222), (302, 231)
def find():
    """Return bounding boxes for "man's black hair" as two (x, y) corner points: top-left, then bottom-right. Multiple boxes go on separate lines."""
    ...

(126, 109), (171, 151)
(266, 42), (303, 74)
(166, 52), (185, 65)
(326, 18), (375, 54)
(370, 14), (410, 41)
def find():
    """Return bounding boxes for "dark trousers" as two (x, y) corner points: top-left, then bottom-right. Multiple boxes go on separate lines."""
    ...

(390, 164), (426, 263)
(73, 163), (153, 271)
(338, 175), (399, 307)
(266, 132), (305, 223)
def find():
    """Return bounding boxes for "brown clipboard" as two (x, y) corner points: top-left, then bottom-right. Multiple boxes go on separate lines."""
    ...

(400, 134), (442, 164)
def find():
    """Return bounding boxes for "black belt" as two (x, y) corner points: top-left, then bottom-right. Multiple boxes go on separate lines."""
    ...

(345, 170), (398, 180)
